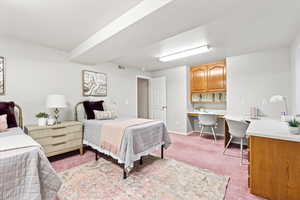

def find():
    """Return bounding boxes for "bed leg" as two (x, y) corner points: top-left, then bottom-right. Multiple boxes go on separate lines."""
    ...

(123, 168), (127, 179)
(161, 145), (164, 159)
(139, 157), (143, 165)
(95, 151), (99, 161)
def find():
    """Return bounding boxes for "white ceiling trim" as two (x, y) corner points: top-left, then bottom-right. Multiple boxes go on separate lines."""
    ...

(70, 0), (173, 61)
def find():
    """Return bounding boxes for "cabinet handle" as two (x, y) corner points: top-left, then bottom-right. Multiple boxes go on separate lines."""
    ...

(52, 134), (66, 138)
(52, 142), (66, 146)
(51, 127), (66, 130)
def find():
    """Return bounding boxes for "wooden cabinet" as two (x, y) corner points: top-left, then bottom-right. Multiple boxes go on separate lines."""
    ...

(190, 61), (226, 99)
(190, 65), (207, 93)
(249, 136), (300, 200)
(207, 62), (226, 92)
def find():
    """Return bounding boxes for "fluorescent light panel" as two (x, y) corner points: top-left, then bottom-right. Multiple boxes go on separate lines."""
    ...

(159, 45), (210, 62)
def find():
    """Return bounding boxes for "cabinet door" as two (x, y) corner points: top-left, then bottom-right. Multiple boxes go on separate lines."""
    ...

(190, 66), (207, 93)
(207, 62), (226, 92)
(249, 136), (300, 200)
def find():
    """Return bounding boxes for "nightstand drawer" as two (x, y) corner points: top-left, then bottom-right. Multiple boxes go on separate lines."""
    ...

(35, 131), (82, 146)
(25, 121), (83, 157)
(29, 125), (82, 139)
(44, 139), (81, 154)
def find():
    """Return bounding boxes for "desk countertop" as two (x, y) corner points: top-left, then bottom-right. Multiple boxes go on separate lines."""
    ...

(187, 109), (226, 116)
(246, 118), (300, 142)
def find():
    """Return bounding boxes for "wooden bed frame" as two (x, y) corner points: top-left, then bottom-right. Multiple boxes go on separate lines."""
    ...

(74, 101), (164, 179)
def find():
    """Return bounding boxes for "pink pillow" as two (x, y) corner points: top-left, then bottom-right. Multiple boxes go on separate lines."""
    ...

(0, 114), (8, 132)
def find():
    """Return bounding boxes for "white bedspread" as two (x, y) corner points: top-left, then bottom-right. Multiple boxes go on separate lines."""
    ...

(0, 134), (40, 152)
(0, 128), (62, 200)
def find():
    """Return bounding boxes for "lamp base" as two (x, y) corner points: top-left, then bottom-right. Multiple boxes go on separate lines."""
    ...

(54, 108), (60, 124)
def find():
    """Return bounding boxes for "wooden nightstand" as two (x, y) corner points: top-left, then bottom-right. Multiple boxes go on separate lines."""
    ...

(25, 121), (83, 157)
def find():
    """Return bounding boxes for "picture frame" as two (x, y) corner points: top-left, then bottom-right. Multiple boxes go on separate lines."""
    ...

(82, 70), (107, 97)
(0, 57), (4, 95)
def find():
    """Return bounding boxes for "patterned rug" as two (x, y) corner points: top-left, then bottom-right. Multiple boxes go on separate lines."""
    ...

(58, 156), (229, 200)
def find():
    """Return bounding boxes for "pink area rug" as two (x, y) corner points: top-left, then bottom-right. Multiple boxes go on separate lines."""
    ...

(51, 133), (265, 200)
(57, 156), (229, 200)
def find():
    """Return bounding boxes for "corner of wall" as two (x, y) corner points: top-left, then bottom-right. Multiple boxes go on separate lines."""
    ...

(290, 30), (300, 115)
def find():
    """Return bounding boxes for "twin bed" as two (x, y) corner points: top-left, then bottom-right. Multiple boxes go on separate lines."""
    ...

(0, 103), (61, 200)
(75, 101), (171, 179)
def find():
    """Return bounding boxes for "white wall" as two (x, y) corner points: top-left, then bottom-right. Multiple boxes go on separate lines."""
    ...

(291, 32), (300, 115)
(226, 48), (291, 118)
(0, 37), (145, 124)
(151, 66), (188, 133)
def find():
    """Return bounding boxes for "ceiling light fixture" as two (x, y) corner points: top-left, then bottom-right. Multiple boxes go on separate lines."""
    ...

(159, 45), (210, 62)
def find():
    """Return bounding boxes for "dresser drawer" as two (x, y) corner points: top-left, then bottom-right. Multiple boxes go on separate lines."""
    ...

(25, 121), (83, 157)
(43, 139), (81, 154)
(29, 125), (82, 139)
(35, 131), (82, 146)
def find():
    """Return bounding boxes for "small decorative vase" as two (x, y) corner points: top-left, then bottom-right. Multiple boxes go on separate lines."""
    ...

(38, 118), (47, 126)
(289, 126), (299, 135)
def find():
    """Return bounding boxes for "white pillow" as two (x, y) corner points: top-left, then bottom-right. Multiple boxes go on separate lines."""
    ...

(94, 110), (117, 120)
(0, 114), (8, 132)
(103, 101), (117, 111)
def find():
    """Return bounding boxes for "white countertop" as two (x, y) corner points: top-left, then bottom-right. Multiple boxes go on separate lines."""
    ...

(188, 109), (226, 116)
(246, 118), (300, 142)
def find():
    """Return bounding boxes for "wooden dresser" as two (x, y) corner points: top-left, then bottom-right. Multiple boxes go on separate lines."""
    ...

(25, 121), (83, 157)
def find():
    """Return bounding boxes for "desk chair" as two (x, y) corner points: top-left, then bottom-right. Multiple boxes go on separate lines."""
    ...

(198, 114), (218, 142)
(224, 119), (249, 165)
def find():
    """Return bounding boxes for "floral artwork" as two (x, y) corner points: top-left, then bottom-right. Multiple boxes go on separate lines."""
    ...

(0, 57), (4, 95)
(82, 70), (107, 96)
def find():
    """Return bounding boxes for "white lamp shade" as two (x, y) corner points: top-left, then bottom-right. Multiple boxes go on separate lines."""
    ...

(269, 95), (285, 103)
(46, 95), (67, 108)
(269, 95), (289, 115)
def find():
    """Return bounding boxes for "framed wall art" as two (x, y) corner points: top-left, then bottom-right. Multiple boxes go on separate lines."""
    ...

(82, 70), (107, 96)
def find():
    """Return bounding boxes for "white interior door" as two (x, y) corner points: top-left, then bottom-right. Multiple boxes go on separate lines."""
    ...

(150, 76), (167, 123)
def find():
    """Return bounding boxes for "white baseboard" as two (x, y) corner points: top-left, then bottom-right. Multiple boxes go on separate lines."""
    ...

(168, 130), (194, 136)
(186, 131), (194, 135)
(168, 131), (224, 137)
(187, 131), (224, 136)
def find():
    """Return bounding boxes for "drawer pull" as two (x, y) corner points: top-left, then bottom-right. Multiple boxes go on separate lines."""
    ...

(52, 127), (66, 130)
(52, 134), (66, 138)
(52, 142), (66, 146)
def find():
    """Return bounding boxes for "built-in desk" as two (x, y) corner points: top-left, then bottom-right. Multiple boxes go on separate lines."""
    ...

(187, 110), (226, 136)
(246, 119), (300, 200)
(187, 111), (225, 118)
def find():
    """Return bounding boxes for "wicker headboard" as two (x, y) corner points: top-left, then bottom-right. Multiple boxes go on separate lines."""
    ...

(14, 104), (23, 129)
(74, 101), (86, 121)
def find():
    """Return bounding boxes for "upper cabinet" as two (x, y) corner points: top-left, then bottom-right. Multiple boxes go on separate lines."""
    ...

(207, 61), (226, 92)
(190, 60), (226, 96)
(190, 65), (207, 93)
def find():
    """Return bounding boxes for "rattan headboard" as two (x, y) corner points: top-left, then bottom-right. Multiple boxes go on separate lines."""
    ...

(15, 104), (23, 128)
(74, 101), (85, 121)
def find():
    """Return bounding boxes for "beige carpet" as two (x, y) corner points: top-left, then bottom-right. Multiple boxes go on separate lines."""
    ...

(58, 156), (229, 200)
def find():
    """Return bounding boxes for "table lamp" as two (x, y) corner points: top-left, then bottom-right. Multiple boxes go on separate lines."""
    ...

(46, 94), (67, 124)
(269, 95), (288, 115)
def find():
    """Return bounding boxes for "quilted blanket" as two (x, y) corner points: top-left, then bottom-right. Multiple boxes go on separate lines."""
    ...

(0, 128), (62, 200)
